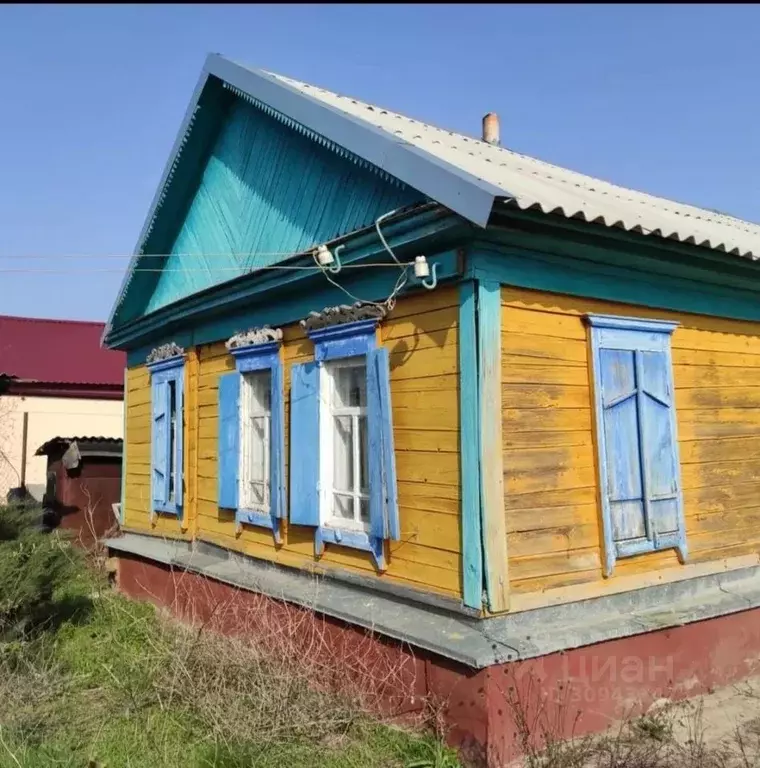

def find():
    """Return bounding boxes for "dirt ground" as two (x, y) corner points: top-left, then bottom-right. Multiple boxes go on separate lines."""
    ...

(665, 675), (760, 752)
(510, 675), (760, 767)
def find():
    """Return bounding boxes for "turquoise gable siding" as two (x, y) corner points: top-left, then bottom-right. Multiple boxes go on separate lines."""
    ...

(145, 96), (424, 313)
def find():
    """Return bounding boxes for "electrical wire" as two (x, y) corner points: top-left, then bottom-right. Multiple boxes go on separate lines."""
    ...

(0, 261), (418, 275)
(1, 208), (437, 309)
(309, 206), (414, 312)
(0, 250), (321, 261)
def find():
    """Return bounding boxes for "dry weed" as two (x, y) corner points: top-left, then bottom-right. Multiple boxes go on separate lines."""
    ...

(0, 528), (459, 766)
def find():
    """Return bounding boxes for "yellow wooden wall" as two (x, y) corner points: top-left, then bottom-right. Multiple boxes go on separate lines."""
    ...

(122, 288), (462, 599)
(501, 285), (760, 602)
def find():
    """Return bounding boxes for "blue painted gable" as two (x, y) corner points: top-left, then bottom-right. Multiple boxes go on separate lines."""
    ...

(123, 87), (424, 320)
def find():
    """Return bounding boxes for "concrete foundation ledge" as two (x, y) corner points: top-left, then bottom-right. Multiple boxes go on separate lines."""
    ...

(105, 532), (760, 767)
(104, 531), (760, 668)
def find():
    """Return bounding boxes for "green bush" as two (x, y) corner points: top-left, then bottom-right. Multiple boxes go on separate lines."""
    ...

(0, 501), (78, 637)
(0, 505), (462, 766)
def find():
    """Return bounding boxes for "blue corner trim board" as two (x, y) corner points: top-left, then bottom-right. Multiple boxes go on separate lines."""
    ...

(588, 315), (687, 576)
(458, 281), (483, 610)
(476, 280), (507, 612)
(148, 354), (185, 518)
(220, 339), (286, 543)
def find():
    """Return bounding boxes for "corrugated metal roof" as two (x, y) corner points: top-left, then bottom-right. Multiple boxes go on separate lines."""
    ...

(261, 70), (760, 260)
(36, 436), (123, 456)
(0, 315), (125, 386)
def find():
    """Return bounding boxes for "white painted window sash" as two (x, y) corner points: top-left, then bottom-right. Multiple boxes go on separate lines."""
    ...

(240, 371), (271, 513)
(319, 359), (369, 533)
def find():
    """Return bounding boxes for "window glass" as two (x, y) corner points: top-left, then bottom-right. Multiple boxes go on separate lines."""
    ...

(241, 370), (272, 511)
(323, 359), (369, 530)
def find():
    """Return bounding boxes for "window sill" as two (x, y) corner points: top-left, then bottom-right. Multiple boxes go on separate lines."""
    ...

(316, 526), (385, 571)
(611, 535), (687, 575)
(151, 503), (182, 519)
(234, 508), (282, 543)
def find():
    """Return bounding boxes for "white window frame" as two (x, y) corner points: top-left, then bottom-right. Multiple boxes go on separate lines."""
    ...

(318, 357), (370, 534)
(168, 377), (179, 504)
(239, 369), (272, 514)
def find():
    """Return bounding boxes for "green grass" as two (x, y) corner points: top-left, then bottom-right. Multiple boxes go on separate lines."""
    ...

(0, 552), (461, 768)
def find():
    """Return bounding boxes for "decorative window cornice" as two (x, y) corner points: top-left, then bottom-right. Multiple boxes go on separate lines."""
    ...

(225, 326), (283, 351)
(146, 342), (185, 365)
(300, 302), (387, 333)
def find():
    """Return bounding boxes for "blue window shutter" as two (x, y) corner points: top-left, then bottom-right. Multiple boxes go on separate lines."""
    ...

(289, 361), (320, 526)
(589, 314), (685, 573)
(218, 372), (240, 510)
(599, 348), (647, 547)
(270, 360), (286, 520)
(151, 379), (168, 507)
(174, 372), (184, 509)
(639, 350), (681, 543)
(367, 347), (400, 541)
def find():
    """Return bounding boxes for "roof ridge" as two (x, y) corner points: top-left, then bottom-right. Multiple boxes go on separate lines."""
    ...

(260, 66), (760, 238)
(104, 52), (760, 340)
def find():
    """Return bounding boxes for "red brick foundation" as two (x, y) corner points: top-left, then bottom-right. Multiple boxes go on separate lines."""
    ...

(112, 551), (760, 767)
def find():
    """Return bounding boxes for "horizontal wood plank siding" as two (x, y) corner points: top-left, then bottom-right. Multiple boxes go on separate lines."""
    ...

(124, 287), (462, 600)
(501, 285), (760, 602)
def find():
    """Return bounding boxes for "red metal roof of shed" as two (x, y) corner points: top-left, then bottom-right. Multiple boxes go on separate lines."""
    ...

(0, 315), (125, 387)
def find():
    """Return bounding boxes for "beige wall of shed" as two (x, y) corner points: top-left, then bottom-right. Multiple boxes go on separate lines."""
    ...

(0, 394), (123, 502)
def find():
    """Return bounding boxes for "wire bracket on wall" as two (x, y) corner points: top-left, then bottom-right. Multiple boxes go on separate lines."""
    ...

(314, 243), (345, 274)
(413, 255), (439, 290)
(310, 207), (440, 317)
(423, 263), (439, 290)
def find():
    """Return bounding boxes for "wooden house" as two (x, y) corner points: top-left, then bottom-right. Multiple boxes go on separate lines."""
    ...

(103, 55), (760, 765)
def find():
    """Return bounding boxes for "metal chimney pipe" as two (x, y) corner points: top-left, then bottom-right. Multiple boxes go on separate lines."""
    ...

(482, 112), (500, 146)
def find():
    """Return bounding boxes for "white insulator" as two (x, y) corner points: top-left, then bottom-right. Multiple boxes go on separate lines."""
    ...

(316, 244), (334, 266)
(414, 255), (430, 279)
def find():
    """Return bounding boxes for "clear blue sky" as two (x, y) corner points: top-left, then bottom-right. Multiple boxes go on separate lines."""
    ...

(1, 4), (758, 322)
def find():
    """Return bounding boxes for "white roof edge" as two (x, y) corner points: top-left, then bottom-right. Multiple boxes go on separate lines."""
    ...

(104, 55), (760, 343)
(259, 66), (760, 261)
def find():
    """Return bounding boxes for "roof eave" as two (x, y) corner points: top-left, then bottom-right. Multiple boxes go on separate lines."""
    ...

(212, 55), (504, 226)
(5, 380), (124, 400)
(101, 54), (512, 346)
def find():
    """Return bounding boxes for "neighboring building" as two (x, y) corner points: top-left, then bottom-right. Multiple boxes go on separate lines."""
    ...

(103, 54), (760, 766)
(0, 316), (125, 502)
(36, 436), (123, 547)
